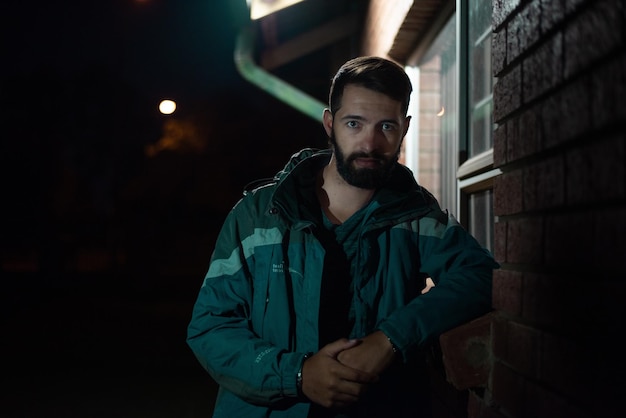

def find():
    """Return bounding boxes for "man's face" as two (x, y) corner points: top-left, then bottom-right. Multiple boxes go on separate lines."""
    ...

(324, 84), (410, 189)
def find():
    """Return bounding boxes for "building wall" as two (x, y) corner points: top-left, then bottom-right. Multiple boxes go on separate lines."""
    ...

(489, 0), (625, 416)
(361, 0), (625, 415)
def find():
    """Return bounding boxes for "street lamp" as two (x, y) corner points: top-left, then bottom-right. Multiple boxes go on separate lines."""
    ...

(159, 99), (176, 115)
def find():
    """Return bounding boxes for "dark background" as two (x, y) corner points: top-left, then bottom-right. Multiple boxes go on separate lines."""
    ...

(1, 1), (329, 416)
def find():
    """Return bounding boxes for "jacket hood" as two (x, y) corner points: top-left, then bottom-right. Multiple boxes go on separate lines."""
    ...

(242, 148), (324, 196)
(253, 148), (444, 230)
(274, 148), (327, 183)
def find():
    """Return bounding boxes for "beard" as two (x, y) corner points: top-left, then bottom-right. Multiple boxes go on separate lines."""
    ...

(330, 130), (400, 190)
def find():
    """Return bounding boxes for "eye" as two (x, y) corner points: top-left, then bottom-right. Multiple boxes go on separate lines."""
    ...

(381, 122), (396, 131)
(346, 120), (359, 128)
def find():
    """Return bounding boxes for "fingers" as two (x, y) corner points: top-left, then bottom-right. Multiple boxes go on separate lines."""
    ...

(320, 338), (362, 358)
(336, 331), (397, 375)
(301, 340), (379, 409)
(302, 358), (369, 408)
(320, 338), (379, 383)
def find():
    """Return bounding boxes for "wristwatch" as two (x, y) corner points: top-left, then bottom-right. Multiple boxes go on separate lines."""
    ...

(296, 352), (313, 397)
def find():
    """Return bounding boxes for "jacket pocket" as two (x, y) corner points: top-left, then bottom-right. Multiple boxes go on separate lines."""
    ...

(251, 245), (293, 348)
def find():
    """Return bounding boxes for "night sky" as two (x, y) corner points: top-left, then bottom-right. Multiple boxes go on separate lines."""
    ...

(1, 2), (326, 415)
(3, 0), (247, 101)
(1, 0), (326, 278)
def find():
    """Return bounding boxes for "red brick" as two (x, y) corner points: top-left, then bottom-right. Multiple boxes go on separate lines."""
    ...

(506, 217), (543, 264)
(493, 0), (522, 29)
(592, 53), (626, 128)
(492, 270), (523, 315)
(492, 29), (507, 76)
(566, 136), (625, 205)
(546, 77), (592, 148)
(523, 273), (593, 334)
(563, 76), (593, 141)
(539, 94), (562, 148)
(420, 112), (440, 131)
(523, 156), (564, 210)
(491, 314), (509, 361)
(593, 205), (626, 272)
(540, 333), (586, 397)
(419, 150), (440, 171)
(493, 221), (507, 263)
(506, 15), (522, 63)
(505, 322), (541, 378)
(524, 378), (590, 418)
(518, 1), (542, 53)
(521, 273), (568, 328)
(493, 66), (522, 122)
(419, 91), (440, 111)
(439, 314), (493, 390)
(494, 170), (523, 216)
(504, 116), (520, 163)
(420, 71), (441, 91)
(539, 0), (566, 34)
(565, 0), (587, 15)
(564, 0), (624, 79)
(491, 361), (526, 416)
(511, 107), (541, 162)
(493, 122), (507, 168)
(468, 391), (507, 418)
(544, 211), (594, 269)
(505, 1), (542, 64)
(522, 32), (563, 103)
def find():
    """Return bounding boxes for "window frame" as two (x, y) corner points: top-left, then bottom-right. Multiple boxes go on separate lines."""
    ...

(403, 0), (500, 251)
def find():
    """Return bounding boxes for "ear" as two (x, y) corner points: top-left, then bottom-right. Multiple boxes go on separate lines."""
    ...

(402, 115), (411, 138)
(322, 108), (333, 137)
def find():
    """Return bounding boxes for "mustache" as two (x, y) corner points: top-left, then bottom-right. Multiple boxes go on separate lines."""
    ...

(346, 151), (386, 161)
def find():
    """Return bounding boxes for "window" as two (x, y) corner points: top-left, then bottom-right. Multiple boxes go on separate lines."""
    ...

(458, 0), (499, 251)
(406, 11), (457, 212)
(404, 0), (499, 252)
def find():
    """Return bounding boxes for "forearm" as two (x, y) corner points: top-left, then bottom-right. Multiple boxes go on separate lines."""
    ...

(188, 316), (304, 404)
(377, 264), (494, 361)
(187, 273), (303, 405)
(336, 331), (396, 375)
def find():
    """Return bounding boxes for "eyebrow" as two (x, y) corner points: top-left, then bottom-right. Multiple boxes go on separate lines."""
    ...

(340, 114), (400, 125)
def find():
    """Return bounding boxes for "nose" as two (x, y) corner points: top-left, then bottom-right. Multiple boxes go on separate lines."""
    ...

(360, 126), (382, 152)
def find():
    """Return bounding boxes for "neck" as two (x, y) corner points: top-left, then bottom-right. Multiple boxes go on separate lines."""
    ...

(316, 156), (375, 224)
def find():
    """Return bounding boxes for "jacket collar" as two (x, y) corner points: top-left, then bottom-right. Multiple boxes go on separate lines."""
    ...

(270, 148), (440, 228)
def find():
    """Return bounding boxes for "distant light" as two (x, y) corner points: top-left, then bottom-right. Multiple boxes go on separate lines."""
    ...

(249, 0), (305, 20)
(159, 99), (176, 115)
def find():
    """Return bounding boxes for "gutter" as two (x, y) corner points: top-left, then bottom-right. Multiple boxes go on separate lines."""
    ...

(233, 25), (326, 123)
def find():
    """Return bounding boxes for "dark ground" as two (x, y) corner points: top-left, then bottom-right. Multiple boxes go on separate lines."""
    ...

(1, 273), (471, 418)
(2, 272), (219, 418)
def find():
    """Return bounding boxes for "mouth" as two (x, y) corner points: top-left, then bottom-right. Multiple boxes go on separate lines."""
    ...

(353, 157), (382, 169)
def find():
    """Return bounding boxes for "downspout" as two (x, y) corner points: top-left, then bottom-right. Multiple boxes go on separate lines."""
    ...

(234, 25), (326, 123)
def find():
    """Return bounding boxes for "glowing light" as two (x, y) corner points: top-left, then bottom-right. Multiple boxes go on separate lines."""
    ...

(159, 99), (176, 115)
(249, 0), (305, 20)
(437, 106), (445, 117)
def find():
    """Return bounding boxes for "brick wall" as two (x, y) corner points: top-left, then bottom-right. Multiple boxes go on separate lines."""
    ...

(490, 0), (626, 416)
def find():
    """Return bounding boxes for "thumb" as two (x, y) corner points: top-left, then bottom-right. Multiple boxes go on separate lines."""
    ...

(321, 338), (362, 358)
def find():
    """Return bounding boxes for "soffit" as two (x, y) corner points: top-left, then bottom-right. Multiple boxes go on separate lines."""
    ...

(387, 0), (448, 63)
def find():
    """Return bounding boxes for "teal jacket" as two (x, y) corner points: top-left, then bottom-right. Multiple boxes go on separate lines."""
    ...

(187, 149), (498, 417)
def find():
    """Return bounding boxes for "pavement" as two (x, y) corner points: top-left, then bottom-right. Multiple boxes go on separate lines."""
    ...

(2, 272), (218, 418)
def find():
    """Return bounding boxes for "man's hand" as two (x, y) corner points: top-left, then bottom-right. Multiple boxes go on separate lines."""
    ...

(336, 330), (397, 376)
(301, 338), (379, 409)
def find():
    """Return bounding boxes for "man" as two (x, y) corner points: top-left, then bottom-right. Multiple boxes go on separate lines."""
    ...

(187, 56), (498, 417)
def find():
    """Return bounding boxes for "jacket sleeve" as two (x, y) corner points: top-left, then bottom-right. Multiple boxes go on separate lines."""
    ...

(378, 212), (498, 361)
(186, 200), (304, 405)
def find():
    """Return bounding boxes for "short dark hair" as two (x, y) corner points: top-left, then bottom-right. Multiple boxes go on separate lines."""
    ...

(328, 56), (413, 116)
